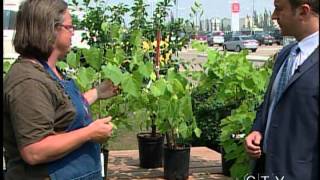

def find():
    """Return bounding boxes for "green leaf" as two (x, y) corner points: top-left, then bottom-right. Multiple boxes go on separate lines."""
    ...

(115, 48), (125, 65)
(110, 23), (120, 39)
(178, 122), (188, 139)
(194, 127), (202, 137)
(167, 83), (173, 93)
(132, 70), (144, 86)
(106, 49), (115, 64)
(158, 99), (170, 123)
(56, 61), (69, 71)
(66, 51), (79, 69)
(76, 67), (97, 90)
(101, 22), (109, 33)
(132, 49), (144, 66)
(150, 72), (157, 81)
(179, 95), (193, 119)
(138, 61), (153, 78)
(150, 79), (167, 97)
(121, 74), (140, 97)
(167, 68), (177, 82)
(207, 49), (219, 62)
(171, 79), (185, 95)
(101, 64), (123, 85)
(129, 29), (142, 48)
(82, 47), (102, 71)
(3, 61), (13, 74)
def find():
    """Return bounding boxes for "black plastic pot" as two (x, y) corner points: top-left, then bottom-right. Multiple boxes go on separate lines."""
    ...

(137, 132), (164, 168)
(163, 144), (190, 180)
(220, 147), (234, 176)
(101, 148), (109, 180)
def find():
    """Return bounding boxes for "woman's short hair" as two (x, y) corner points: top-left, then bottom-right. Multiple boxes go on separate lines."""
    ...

(13, 0), (68, 61)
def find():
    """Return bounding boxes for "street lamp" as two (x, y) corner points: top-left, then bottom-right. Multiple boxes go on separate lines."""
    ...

(176, 0), (178, 18)
(252, 0), (255, 35)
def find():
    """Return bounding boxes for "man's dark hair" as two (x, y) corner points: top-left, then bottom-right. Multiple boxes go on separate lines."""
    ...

(289, 0), (319, 14)
(13, 0), (68, 61)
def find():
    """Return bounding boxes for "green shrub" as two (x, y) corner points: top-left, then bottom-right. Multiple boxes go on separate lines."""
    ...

(191, 48), (273, 178)
(191, 88), (238, 151)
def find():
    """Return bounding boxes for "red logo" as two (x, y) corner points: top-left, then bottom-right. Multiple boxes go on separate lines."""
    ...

(232, 3), (240, 13)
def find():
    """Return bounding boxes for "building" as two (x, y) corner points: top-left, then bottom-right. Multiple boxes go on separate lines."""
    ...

(239, 15), (253, 31)
(211, 18), (221, 32)
(199, 18), (212, 32)
(221, 18), (231, 32)
(3, 0), (23, 59)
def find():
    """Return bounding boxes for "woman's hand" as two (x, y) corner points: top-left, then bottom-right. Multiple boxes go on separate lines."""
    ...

(19, 117), (114, 165)
(87, 116), (113, 143)
(96, 80), (119, 99)
(82, 80), (119, 105)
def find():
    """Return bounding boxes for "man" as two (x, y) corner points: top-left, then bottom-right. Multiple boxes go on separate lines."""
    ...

(244, 0), (319, 179)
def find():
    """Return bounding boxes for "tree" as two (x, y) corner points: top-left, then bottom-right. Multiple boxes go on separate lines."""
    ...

(258, 14), (264, 28)
(253, 10), (259, 28)
(263, 9), (269, 31)
(247, 15), (251, 30)
(190, 0), (203, 34)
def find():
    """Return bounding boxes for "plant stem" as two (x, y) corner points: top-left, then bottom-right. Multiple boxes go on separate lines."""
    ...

(171, 128), (177, 149)
(155, 29), (161, 79)
(166, 132), (173, 149)
(151, 113), (156, 137)
(98, 74), (102, 119)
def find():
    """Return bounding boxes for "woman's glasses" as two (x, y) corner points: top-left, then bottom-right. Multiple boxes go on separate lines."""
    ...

(58, 24), (76, 33)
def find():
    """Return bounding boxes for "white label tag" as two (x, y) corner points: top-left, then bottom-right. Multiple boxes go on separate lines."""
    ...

(100, 153), (104, 177)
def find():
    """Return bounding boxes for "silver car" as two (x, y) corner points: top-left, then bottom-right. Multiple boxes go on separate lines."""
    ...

(223, 36), (259, 52)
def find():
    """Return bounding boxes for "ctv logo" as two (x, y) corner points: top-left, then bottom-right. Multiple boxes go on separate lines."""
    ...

(243, 174), (285, 180)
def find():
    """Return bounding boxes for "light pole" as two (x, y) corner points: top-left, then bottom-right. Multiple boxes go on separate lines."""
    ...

(252, 0), (255, 35)
(176, 0), (178, 19)
(148, 0), (155, 17)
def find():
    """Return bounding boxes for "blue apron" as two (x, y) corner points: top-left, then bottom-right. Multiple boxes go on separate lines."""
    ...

(39, 61), (102, 180)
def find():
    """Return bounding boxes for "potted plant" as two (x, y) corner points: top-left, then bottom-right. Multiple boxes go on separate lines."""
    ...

(191, 49), (272, 178)
(129, 0), (192, 169)
(67, 0), (196, 173)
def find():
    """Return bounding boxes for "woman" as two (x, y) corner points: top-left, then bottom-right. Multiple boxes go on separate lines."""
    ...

(3, 0), (118, 179)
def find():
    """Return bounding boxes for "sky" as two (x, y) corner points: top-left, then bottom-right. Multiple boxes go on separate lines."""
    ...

(103, 0), (276, 19)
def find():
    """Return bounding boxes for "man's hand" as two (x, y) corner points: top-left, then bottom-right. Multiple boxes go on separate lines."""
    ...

(244, 131), (262, 159)
(96, 80), (119, 99)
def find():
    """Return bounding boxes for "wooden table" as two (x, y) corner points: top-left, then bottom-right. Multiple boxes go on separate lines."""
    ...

(106, 147), (231, 179)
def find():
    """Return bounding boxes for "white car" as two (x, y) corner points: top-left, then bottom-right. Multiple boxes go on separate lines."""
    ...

(223, 36), (259, 52)
(208, 35), (225, 46)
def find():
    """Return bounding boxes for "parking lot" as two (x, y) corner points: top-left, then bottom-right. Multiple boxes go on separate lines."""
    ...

(178, 44), (283, 69)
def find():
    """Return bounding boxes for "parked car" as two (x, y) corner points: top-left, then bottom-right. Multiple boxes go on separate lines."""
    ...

(252, 33), (275, 46)
(270, 30), (296, 46)
(207, 31), (225, 46)
(270, 30), (283, 45)
(282, 36), (296, 46)
(223, 36), (259, 52)
(192, 34), (207, 43)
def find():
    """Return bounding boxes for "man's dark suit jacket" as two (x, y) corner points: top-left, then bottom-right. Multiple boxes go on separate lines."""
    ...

(251, 43), (319, 180)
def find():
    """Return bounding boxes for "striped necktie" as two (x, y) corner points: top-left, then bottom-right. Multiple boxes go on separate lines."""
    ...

(275, 45), (300, 103)
(263, 44), (301, 153)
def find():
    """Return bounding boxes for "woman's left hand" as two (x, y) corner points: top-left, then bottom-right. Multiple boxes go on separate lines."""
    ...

(96, 80), (119, 99)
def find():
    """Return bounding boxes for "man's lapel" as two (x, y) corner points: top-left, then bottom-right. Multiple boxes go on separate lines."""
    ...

(285, 46), (319, 90)
(269, 44), (296, 87)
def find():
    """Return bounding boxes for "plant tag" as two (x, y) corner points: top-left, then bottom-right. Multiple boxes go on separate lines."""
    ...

(101, 152), (104, 177)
